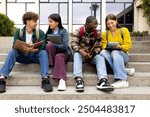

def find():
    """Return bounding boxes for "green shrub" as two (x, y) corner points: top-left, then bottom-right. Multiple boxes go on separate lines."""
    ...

(130, 31), (149, 37)
(0, 13), (15, 36)
(142, 0), (150, 27)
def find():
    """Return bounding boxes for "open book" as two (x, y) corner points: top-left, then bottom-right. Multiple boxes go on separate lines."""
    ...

(13, 40), (44, 54)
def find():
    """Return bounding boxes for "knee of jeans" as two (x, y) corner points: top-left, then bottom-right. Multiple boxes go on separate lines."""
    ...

(46, 43), (54, 50)
(94, 55), (105, 62)
(111, 50), (121, 58)
(39, 50), (47, 56)
(9, 49), (17, 56)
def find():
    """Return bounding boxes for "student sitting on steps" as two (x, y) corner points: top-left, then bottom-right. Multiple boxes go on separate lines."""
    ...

(71, 16), (114, 92)
(0, 12), (53, 93)
(100, 14), (135, 89)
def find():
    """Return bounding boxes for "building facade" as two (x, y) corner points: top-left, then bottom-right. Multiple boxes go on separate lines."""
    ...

(134, 0), (150, 33)
(1, 0), (145, 33)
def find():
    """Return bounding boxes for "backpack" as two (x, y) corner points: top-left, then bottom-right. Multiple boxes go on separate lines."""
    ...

(79, 26), (99, 40)
(19, 28), (39, 41)
(106, 28), (123, 41)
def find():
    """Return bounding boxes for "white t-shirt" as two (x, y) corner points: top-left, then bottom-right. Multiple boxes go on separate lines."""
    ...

(26, 31), (33, 44)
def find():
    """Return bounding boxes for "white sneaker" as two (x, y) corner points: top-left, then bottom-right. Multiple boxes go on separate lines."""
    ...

(58, 79), (66, 91)
(125, 68), (135, 76)
(111, 80), (129, 89)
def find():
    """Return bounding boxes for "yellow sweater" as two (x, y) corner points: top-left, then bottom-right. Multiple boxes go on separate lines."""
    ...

(101, 27), (132, 52)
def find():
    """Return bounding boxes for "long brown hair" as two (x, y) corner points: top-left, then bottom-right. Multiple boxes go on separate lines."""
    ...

(105, 14), (122, 30)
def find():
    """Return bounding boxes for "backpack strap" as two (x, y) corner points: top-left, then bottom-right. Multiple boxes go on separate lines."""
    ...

(79, 26), (85, 39)
(19, 28), (39, 41)
(79, 26), (98, 40)
(19, 28), (23, 40)
(35, 28), (39, 40)
(120, 28), (123, 39)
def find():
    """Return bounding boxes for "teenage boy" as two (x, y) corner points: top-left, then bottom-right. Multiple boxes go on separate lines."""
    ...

(0, 12), (53, 93)
(71, 16), (114, 92)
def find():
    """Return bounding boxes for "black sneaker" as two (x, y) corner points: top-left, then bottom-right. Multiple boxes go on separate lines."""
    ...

(0, 79), (6, 93)
(76, 79), (84, 92)
(96, 78), (114, 92)
(41, 77), (53, 92)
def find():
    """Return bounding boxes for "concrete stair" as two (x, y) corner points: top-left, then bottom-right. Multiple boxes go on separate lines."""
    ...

(0, 37), (150, 100)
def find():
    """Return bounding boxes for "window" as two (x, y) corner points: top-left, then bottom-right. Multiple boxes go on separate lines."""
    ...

(7, 3), (25, 24)
(115, 0), (133, 2)
(73, 3), (100, 24)
(40, 3), (58, 24)
(106, 3), (124, 15)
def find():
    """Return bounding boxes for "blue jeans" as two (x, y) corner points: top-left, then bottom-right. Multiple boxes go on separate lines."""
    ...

(100, 49), (129, 80)
(73, 52), (107, 80)
(0, 49), (50, 78)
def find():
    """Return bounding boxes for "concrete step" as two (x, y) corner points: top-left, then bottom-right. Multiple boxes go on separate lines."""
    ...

(6, 72), (150, 86)
(1, 53), (150, 62)
(129, 53), (150, 62)
(1, 38), (150, 53)
(130, 41), (150, 53)
(1, 86), (150, 99)
(0, 61), (149, 72)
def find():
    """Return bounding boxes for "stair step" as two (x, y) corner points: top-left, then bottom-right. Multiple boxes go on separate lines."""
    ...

(129, 53), (150, 62)
(1, 53), (150, 62)
(5, 72), (150, 86)
(1, 86), (150, 100)
(1, 38), (150, 53)
(0, 61), (149, 72)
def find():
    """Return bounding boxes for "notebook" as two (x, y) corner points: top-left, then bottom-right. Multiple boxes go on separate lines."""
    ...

(47, 34), (62, 44)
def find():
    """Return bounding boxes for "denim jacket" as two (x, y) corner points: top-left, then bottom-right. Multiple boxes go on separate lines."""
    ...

(46, 28), (71, 57)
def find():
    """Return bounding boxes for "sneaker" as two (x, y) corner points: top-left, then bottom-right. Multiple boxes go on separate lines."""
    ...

(0, 78), (6, 93)
(111, 80), (129, 88)
(75, 78), (84, 92)
(125, 68), (135, 76)
(96, 78), (114, 92)
(41, 77), (53, 92)
(58, 79), (66, 91)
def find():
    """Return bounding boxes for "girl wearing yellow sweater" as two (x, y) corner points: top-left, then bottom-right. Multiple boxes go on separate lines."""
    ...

(101, 14), (132, 88)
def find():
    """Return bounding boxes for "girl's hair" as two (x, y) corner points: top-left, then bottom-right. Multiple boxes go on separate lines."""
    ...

(105, 14), (122, 30)
(46, 13), (64, 34)
(22, 12), (39, 24)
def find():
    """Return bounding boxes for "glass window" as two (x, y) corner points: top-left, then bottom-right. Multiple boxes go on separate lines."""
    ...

(106, 3), (124, 16)
(40, 3), (58, 24)
(118, 15), (124, 24)
(115, 0), (133, 2)
(60, 4), (68, 24)
(15, 24), (25, 29)
(7, 0), (16, 2)
(125, 3), (132, 8)
(7, 3), (25, 24)
(40, 0), (48, 2)
(27, 3), (35, 12)
(125, 10), (133, 24)
(82, 0), (101, 2)
(73, 0), (81, 2)
(106, 0), (114, 2)
(73, 3), (100, 24)
(40, 25), (49, 33)
(17, 0), (35, 2)
(50, 0), (68, 2)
